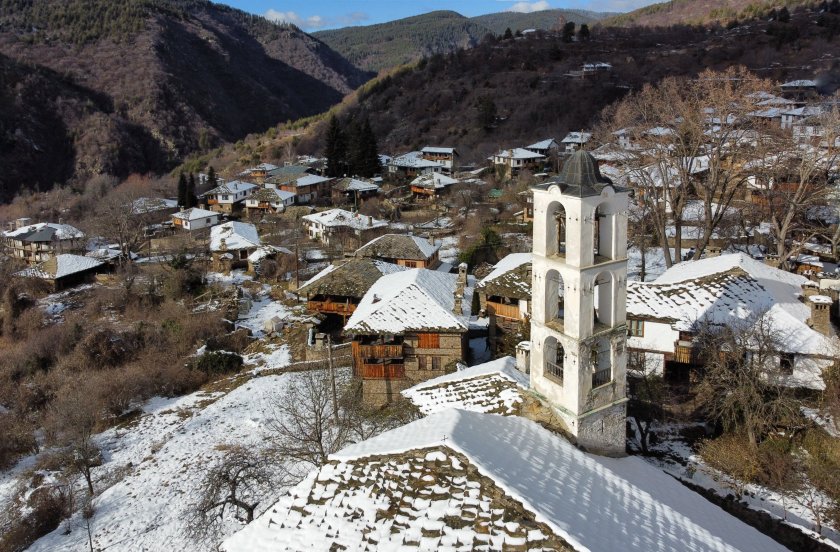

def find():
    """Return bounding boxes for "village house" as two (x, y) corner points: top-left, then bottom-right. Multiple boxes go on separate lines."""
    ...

(238, 162), (279, 184)
(626, 253), (837, 388)
(780, 105), (822, 130)
(525, 138), (559, 157)
(297, 258), (407, 323)
(131, 197), (179, 222)
(344, 264), (474, 406)
(201, 180), (258, 214)
(2, 222), (86, 265)
(330, 178), (380, 205)
(409, 172), (458, 198)
(276, 174), (332, 204)
(779, 78), (818, 99)
(244, 187), (296, 216)
(560, 131), (592, 152)
(582, 61), (613, 75)
(209, 221), (262, 271)
(247, 245), (294, 276)
(354, 233), (441, 269)
(387, 151), (444, 179)
(420, 147), (458, 175)
(301, 209), (388, 247)
(492, 148), (546, 177)
(15, 254), (104, 291)
(475, 253), (532, 353)
(171, 207), (220, 231)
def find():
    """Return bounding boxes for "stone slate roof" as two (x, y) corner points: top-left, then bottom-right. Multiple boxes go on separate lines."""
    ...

(355, 234), (439, 262)
(476, 253), (532, 301)
(534, 150), (626, 198)
(297, 258), (406, 299)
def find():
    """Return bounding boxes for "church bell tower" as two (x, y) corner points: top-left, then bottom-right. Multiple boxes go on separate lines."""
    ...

(529, 150), (630, 456)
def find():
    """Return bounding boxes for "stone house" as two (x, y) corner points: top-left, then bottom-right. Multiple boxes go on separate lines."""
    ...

(209, 221), (262, 271)
(244, 188), (296, 216)
(492, 148), (545, 178)
(420, 147), (458, 175)
(343, 265), (473, 406)
(2, 222), (86, 265)
(475, 253), (532, 353)
(354, 234), (441, 269)
(201, 180), (258, 213)
(15, 254), (104, 291)
(171, 208), (220, 231)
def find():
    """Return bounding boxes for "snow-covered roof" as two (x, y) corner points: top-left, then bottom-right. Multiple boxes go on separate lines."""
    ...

(410, 172), (458, 189)
(628, 253), (834, 356)
(421, 146), (456, 155)
(332, 178), (380, 193)
(298, 258), (407, 298)
(131, 197), (178, 214)
(202, 180), (258, 197)
(526, 138), (557, 150)
(389, 151), (444, 169)
(476, 252), (532, 300)
(241, 162), (279, 175)
(249, 187), (296, 203)
(781, 79), (817, 88)
(355, 233), (440, 261)
(782, 106), (823, 118)
(310, 410), (785, 552)
(561, 131), (592, 144)
(209, 221), (261, 252)
(3, 222), (84, 242)
(294, 174), (331, 188)
(344, 268), (473, 334)
(171, 207), (218, 222)
(16, 254), (103, 280)
(302, 209), (387, 230)
(494, 148), (545, 160)
(403, 357), (529, 416)
(247, 245), (292, 264)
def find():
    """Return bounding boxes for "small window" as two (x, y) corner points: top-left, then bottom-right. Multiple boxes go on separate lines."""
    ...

(779, 353), (794, 375)
(418, 355), (427, 370)
(628, 319), (644, 337)
(431, 356), (441, 370)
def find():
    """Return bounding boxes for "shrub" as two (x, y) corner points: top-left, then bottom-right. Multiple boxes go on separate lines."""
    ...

(698, 433), (761, 496)
(193, 352), (244, 375)
(0, 486), (69, 552)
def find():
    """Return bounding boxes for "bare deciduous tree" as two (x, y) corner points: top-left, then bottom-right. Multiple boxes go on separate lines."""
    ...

(45, 385), (103, 496)
(695, 312), (801, 447)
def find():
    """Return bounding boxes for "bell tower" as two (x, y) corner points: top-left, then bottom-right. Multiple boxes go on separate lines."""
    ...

(529, 150), (630, 456)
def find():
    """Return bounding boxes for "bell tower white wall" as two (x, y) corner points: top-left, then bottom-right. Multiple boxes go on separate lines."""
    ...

(529, 179), (630, 457)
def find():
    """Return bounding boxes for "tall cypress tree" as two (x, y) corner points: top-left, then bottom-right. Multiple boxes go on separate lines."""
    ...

(358, 119), (381, 178)
(187, 173), (198, 208)
(206, 166), (217, 190)
(177, 172), (188, 208)
(345, 117), (364, 176)
(324, 115), (347, 177)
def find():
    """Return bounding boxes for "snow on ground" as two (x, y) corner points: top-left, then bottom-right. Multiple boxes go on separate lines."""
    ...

(26, 371), (300, 552)
(641, 422), (840, 549)
(227, 410), (790, 552)
(437, 235), (460, 264)
(403, 357), (528, 416)
(802, 407), (840, 438)
(206, 270), (253, 286)
(37, 284), (96, 319)
(243, 343), (292, 373)
(627, 246), (673, 282)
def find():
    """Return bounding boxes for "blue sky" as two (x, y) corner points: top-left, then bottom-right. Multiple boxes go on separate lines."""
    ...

(223, 1), (659, 31)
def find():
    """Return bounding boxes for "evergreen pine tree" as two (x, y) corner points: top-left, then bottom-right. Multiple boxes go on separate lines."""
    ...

(358, 118), (381, 178)
(206, 166), (218, 190)
(778, 6), (790, 22)
(324, 115), (347, 177)
(177, 172), (188, 208)
(579, 24), (590, 41)
(345, 117), (364, 176)
(187, 173), (198, 208)
(562, 21), (576, 43)
(503, 27), (513, 40)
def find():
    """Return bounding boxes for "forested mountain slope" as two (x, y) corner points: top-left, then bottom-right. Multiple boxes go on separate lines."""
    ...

(0, 0), (372, 202)
(471, 8), (612, 34)
(604, 0), (819, 27)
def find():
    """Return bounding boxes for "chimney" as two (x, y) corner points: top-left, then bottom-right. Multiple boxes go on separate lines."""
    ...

(808, 295), (833, 337)
(516, 341), (531, 374)
(453, 262), (468, 315)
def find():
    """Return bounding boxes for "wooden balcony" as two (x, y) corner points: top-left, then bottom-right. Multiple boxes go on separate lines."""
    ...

(355, 343), (404, 359)
(207, 198), (219, 205)
(486, 300), (523, 321)
(308, 300), (356, 315)
(674, 341), (700, 365)
(355, 363), (405, 379)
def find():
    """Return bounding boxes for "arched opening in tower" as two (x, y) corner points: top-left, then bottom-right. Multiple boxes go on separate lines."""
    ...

(549, 203), (566, 257)
(545, 269), (565, 329)
(544, 335), (564, 384)
(593, 271), (614, 329)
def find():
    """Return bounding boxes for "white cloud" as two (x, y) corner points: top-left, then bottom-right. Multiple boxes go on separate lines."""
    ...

(507, 1), (551, 13)
(264, 9), (369, 31)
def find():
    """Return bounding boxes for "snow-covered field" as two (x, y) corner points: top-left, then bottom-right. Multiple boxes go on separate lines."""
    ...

(20, 370), (299, 552)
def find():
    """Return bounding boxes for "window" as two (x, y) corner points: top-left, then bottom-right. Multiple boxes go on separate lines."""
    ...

(418, 355), (427, 370)
(403, 261), (418, 268)
(418, 333), (440, 348)
(628, 319), (644, 337)
(779, 352), (795, 375)
(431, 356), (441, 370)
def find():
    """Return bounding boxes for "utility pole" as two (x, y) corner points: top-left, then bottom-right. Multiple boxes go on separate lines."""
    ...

(327, 335), (339, 425)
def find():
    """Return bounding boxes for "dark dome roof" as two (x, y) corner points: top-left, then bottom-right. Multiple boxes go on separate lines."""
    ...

(535, 150), (620, 198)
